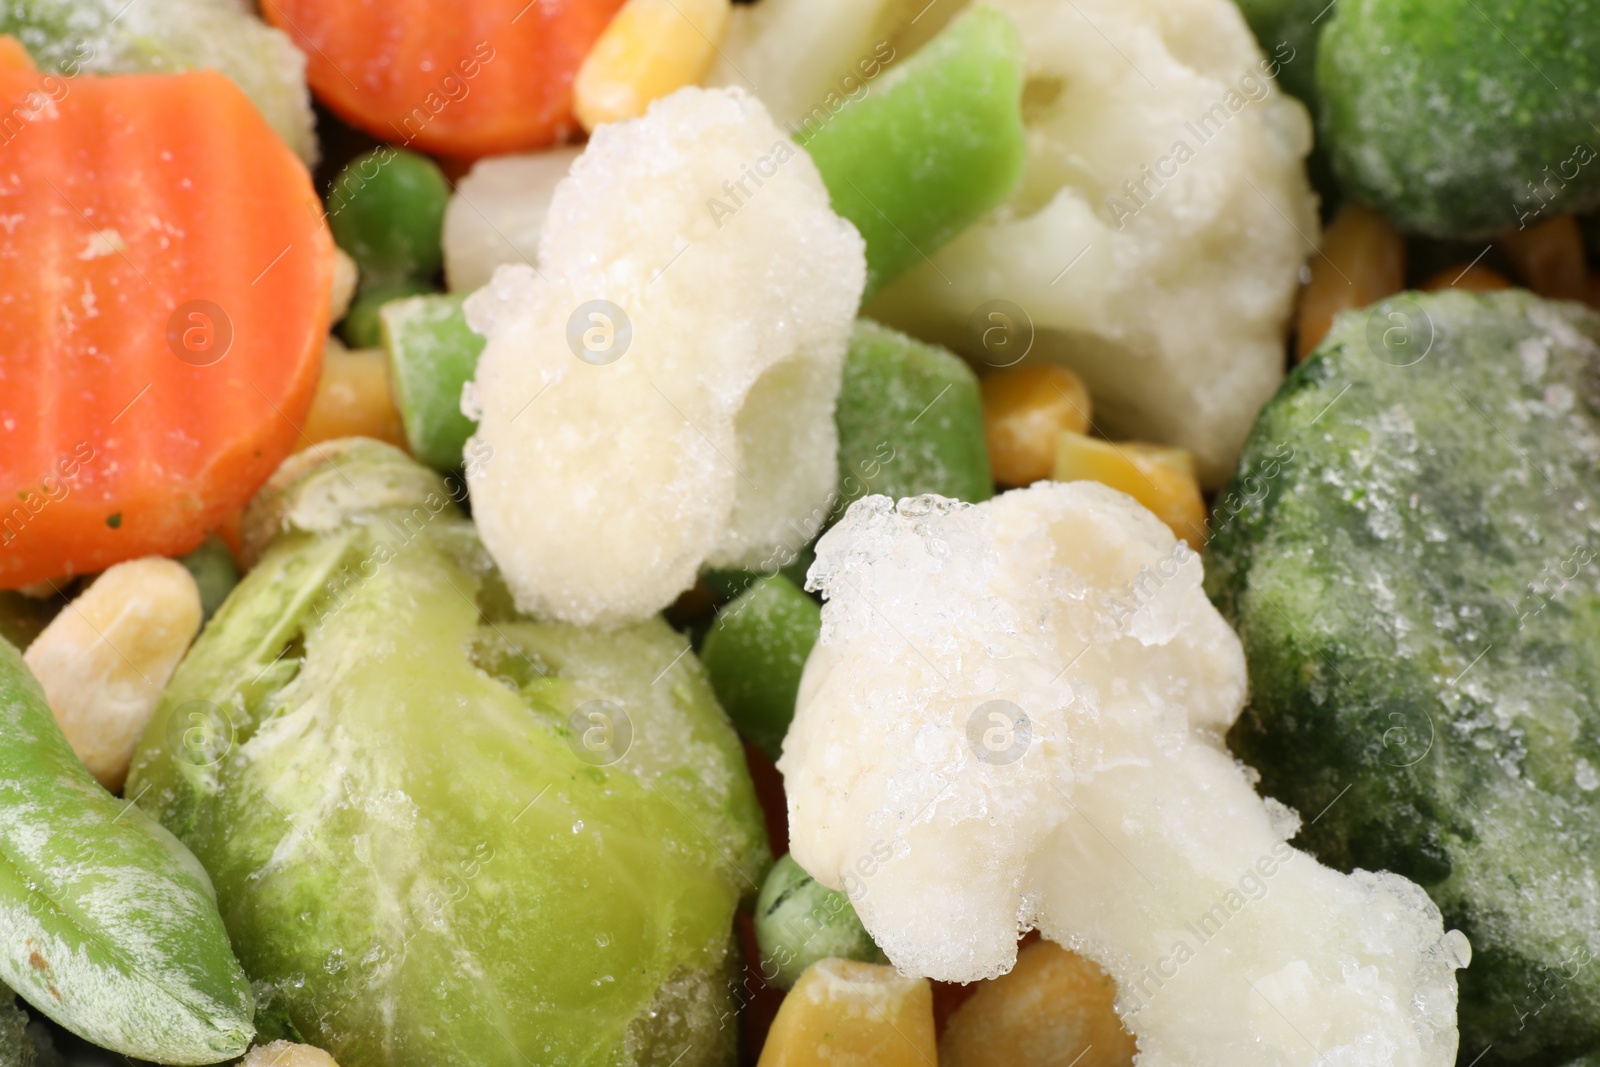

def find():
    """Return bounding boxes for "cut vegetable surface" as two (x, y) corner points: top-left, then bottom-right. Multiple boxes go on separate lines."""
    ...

(380, 294), (486, 470)
(261, 0), (627, 157)
(127, 440), (769, 1067)
(0, 65), (334, 589)
(800, 5), (1027, 299)
(0, 636), (253, 1063)
(1209, 290), (1600, 1063)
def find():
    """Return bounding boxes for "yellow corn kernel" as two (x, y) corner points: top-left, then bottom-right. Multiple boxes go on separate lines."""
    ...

(983, 364), (1092, 489)
(1054, 432), (1207, 547)
(941, 940), (1136, 1067)
(240, 1041), (340, 1067)
(1296, 202), (1405, 360)
(574, 0), (732, 131)
(758, 959), (936, 1067)
(329, 247), (359, 325)
(1499, 214), (1592, 303)
(298, 339), (407, 452)
(1420, 262), (1513, 293)
(23, 558), (201, 793)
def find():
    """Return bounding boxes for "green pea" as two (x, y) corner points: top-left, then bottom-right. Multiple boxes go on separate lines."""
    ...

(700, 575), (820, 761)
(327, 148), (451, 287)
(340, 280), (434, 350)
(0, 638), (254, 1062)
(754, 854), (883, 990)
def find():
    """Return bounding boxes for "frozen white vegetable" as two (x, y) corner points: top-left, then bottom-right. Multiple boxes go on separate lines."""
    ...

(704, 0), (953, 135)
(866, 0), (1318, 486)
(465, 87), (865, 626)
(23, 558), (201, 793)
(441, 147), (582, 293)
(781, 483), (1467, 1067)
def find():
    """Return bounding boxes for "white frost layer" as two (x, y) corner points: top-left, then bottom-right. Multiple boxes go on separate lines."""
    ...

(442, 148), (580, 293)
(781, 484), (1467, 1067)
(866, 0), (1318, 487)
(464, 87), (866, 626)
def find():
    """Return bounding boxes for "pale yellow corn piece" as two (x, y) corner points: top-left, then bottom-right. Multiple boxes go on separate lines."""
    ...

(941, 940), (1137, 1067)
(758, 958), (936, 1067)
(574, 0), (732, 131)
(23, 558), (201, 793)
(329, 247), (359, 325)
(297, 338), (407, 452)
(239, 1041), (340, 1067)
(983, 364), (1093, 489)
(1054, 431), (1208, 548)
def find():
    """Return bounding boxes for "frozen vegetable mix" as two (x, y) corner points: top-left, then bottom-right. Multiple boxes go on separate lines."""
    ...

(1318, 0), (1600, 235)
(867, 0), (1319, 487)
(781, 485), (1468, 1066)
(1209, 290), (1600, 1061)
(127, 440), (769, 1067)
(465, 86), (865, 626)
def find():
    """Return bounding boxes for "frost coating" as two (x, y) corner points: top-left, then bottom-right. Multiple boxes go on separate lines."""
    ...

(866, 0), (1317, 487)
(781, 484), (1466, 1066)
(465, 87), (866, 626)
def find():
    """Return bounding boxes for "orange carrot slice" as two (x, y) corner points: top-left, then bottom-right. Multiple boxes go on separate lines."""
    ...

(0, 59), (333, 588)
(261, 0), (627, 157)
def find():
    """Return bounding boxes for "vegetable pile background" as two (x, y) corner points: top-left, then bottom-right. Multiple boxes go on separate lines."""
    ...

(0, 0), (1597, 1065)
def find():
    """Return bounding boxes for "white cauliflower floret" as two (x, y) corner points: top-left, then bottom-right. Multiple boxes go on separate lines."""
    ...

(464, 87), (866, 626)
(781, 483), (1468, 1067)
(866, 0), (1318, 487)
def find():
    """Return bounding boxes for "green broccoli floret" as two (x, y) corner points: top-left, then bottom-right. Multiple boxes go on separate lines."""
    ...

(1317, 0), (1600, 235)
(1207, 290), (1600, 1063)
(127, 440), (770, 1067)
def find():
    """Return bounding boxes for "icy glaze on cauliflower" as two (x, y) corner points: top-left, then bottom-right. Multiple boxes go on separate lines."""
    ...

(465, 87), (866, 626)
(781, 484), (1468, 1066)
(866, 0), (1318, 487)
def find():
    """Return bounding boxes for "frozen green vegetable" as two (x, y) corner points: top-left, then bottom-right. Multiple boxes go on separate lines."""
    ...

(801, 6), (1026, 300)
(754, 855), (883, 990)
(328, 149), (451, 288)
(1, 0), (316, 162)
(1207, 290), (1600, 1062)
(127, 440), (770, 1067)
(338, 280), (432, 350)
(1318, 0), (1600, 235)
(0, 637), (253, 1064)
(178, 535), (239, 624)
(835, 320), (991, 518)
(700, 575), (821, 761)
(1231, 0), (1320, 105)
(379, 293), (487, 471)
